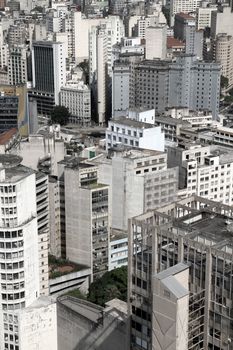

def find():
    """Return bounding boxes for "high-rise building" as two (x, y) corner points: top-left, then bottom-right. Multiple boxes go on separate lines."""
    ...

(170, 0), (202, 26)
(145, 25), (167, 60)
(174, 13), (203, 59)
(0, 154), (57, 350)
(89, 25), (108, 125)
(211, 5), (233, 38)
(64, 158), (109, 281)
(196, 5), (217, 30)
(134, 55), (221, 119)
(128, 195), (233, 350)
(60, 81), (91, 125)
(31, 41), (66, 115)
(8, 46), (28, 86)
(0, 93), (18, 132)
(212, 34), (233, 90)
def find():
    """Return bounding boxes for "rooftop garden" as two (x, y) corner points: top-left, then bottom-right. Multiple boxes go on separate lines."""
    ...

(49, 254), (82, 279)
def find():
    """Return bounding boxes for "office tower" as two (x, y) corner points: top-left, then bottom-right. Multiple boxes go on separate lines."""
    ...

(31, 41), (66, 114)
(60, 81), (91, 126)
(212, 34), (233, 90)
(89, 25), (108, 125)
(64, 158), (109, 280)
(0, 93), (18, 132)
(174, 13), (203, 59)
(170, 0), (202, 26)
(128, 195), (233, 350)
(145, 25), (167, 60)
(196, 5), (217, 30)
(8, 46), (28, 85)
(0, 85), (29, 136)
(211, 5), (233, 38)
(49, 176), (61, 258)
(0, 154), (57, 350)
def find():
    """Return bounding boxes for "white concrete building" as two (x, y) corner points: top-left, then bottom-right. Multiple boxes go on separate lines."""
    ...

(128, 108), (155, 124)
(212, 34), (233, 90)
(0, 154), (57, 350)
(109, 229), (128, 270)
(73, 12), (124, 64)
(196, 5), (217, 30)
(152, 264), (189, 350)
(106, 117), (165, 152)
(168, 144), (233, 205)
(60, 81), (91, 125)
(92, 148), (178, 231)
(145, 25), (167, 60)
(170, 0), (202, 26)
(211, 5), (233, 38)
(89, 25), (108, 125)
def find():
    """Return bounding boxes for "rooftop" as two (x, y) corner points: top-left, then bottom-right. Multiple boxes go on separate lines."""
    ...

(110, 117), (154, 129)
(175, 211), (233, 249)
(167, 36), (185, 48)
(0, 128), (18, 145)
(175, 12), (195, 20)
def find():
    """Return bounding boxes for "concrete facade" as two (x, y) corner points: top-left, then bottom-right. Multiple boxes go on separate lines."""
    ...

(57, 296), (127, 350)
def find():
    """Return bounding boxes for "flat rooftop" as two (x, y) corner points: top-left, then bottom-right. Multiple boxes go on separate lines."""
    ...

(59, 157), (95, 170)
(58, 296), (103, 323)
(176, 211), (233, 249)
(110, 117), (154, 129)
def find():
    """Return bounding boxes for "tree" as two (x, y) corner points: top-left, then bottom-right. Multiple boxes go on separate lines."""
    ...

(87, 266), (127, 306)
(221, 75), (229, 89)
(50, 106), (70, 126)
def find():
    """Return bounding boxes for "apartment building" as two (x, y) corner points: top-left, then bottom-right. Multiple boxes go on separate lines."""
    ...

(211, 5), (233, 38)
(0, 154), (57, 350)
(134, 55), (221, 119)
(7, 45), (28, 86)
(170, 0), (202, 26)
(64, 158), (109, 280)
(196, 5), (217, 30)
(106, 117), (165, 152)
(128, 195), (233, 350)
(92, 148), (178, 231)
(168, 144), (233, 205)
(212, 34), (233, 90)
(109, 229), (128, 270)
(60, 81), (91, 126)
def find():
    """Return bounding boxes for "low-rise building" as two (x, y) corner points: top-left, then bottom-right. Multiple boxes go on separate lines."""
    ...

(106, 117), (165, 151)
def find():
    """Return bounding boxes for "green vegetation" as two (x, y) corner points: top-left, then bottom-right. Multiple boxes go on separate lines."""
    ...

(50, 105), (71, 126)
(221, 75), (229, 89)
(87, 266), (127, 306)
(66, 289), (86, 299)
(49, 254), (80, 279)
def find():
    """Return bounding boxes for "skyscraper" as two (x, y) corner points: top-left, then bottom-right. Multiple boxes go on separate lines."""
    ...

(31, 41), (66, 115)
(0, 154), (57, 350)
